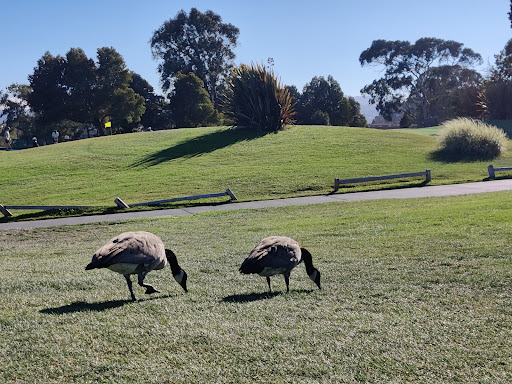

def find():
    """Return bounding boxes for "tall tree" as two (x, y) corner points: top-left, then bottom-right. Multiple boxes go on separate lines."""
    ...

(130, 72), (171, 129)
(297, 75), (358, 126)
(509, 0), (512, 28)
(359, 38), (482, 126)
(28, 47), (145, 136)
(0, 84), (36, 141)
(480, 39), (512, 120)
(168, 72), (218, 127)
(347, 97), (368, 127)
(490, 39), (512, 81)
(150, 8), (239, 104)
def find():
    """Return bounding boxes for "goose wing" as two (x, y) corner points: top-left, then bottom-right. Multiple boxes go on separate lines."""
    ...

(240, 236), (301, 274)
(87, 231), (165, 269)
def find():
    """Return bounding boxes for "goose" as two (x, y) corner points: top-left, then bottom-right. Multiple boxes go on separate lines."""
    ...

(239, 236), (321, 293)
(85, 231), (188, 301)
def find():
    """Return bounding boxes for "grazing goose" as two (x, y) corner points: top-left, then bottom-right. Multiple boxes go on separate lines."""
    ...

(85, 231), (188, 301)
(239, 236), (321, 293)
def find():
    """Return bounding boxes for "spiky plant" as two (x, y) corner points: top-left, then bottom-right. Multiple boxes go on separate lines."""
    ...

(222, 63), (295, 132)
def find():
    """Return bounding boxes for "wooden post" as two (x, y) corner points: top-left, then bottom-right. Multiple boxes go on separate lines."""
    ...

(0, 204), (13, 217)
(488, 165), (495, 179)
(225, 188), (237, 200)
(114, 197), (130, 209)
(425, 169), (431, 183)
(334, 178), (340, 192)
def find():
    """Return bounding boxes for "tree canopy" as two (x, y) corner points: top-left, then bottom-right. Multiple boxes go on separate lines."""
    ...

(150, 8), (239, 104)
(130, 72), (171, 129)
(509, 0), (512, 28)
(27, 47), (145, 135)
(480, 39), (512, 120)
(296, 75), (366, 127)
(0, 84), (36, 141)
(360, 37), (482, 126)
(168, 72), (218, 127)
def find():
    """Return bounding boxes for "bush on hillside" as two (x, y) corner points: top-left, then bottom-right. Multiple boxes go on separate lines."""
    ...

(436, 118), (508, 160)
(168, 72), (219, 128)
(311, 110), (330, 125)
(222, 63), (295, 132)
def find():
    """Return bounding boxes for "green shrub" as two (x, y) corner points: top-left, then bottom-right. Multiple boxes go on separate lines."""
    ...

(222, 63), (295, 132)
(168, 72), (219, 128)
(311, 110), (330, 125)
(436, 118), (508, 160)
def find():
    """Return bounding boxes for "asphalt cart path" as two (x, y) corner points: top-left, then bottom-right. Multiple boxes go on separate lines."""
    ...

(1, 179), (511, 230)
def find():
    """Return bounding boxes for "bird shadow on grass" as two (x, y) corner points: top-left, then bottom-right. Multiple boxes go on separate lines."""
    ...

(40, 300), (130, 314)
(40, 294), (174, 314)
(222, 292), (281, 303)
(132, 127), (264, 168)
(222, 289), (314, 303)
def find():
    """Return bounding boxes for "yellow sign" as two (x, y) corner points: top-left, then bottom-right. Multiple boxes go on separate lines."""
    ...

(105, 121), (112, 128)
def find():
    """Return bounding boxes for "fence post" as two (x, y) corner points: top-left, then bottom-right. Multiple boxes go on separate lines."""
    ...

(334, 178), (340, 192)
(488, 165), (495, 179)
(225, 188), (237, 200)
(114, 197), (130, 209)
(425, 169), (431, 183)
(0, 204), (13, 217)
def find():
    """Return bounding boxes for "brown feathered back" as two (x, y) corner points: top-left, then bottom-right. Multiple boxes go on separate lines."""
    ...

(86, 231), (166, 271)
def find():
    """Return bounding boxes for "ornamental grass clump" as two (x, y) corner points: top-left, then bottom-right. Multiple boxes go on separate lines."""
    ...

(436, 118), (508, 160)
(222, 63), (295, 132)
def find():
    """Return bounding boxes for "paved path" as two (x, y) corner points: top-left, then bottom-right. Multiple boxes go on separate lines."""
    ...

(1, 179), (511, 230)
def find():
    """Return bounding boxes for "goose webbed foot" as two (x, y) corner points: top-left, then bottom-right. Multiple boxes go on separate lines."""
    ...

(144, 285), (160, 295)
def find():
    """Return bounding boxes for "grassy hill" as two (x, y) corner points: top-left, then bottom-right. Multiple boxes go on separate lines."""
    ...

(0, 125), (511, 219)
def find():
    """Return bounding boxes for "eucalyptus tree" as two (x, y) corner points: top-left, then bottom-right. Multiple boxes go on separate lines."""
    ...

(0, 84), (36, 140)
(150, 8), (239, 104)
(359, 38), (482, 126)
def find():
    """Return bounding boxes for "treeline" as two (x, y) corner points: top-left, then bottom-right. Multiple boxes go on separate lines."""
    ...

(359, 37), (512, 127)
(0, 8), (366, 146)
(1, 6), (512, 146)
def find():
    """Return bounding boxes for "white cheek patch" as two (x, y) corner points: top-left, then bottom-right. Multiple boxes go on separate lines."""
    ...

(174, 269), (185, 284)
(309, 270), (318, 282)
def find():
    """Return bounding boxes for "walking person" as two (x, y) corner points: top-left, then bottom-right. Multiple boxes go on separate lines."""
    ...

(52, 129), (59, 144)
(4, 127), (12, 150)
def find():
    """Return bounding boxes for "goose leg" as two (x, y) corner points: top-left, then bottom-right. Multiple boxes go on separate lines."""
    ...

(124, 275), (136, 301)
(266, 277), (272, 293)
(284, 273), (290, 292)
(138, 272), (159, 295)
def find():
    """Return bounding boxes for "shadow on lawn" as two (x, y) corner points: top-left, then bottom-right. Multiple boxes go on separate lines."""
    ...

(40, 294), (174, 314)
(132, 127), (264, 168)
(222, 289), (314, 303)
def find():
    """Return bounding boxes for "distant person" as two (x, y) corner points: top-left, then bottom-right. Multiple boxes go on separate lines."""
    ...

(4, 127), (12, 150)
(52, 129), (59, 144)
(32, 136), (39, 147)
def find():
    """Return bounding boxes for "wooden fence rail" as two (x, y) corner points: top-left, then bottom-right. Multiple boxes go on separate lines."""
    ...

(0, 204), (94, 217)
(488, 165), (512, 179)
(1, 189), (237, 217)
(114, 188), (237, 209)
(334, 170), (431, 192)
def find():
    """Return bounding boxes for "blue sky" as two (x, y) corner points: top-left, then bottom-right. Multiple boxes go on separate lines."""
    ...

(1, 0), (510, 98)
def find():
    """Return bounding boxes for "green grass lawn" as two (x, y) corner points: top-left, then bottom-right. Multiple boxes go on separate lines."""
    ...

(0, 192), (511, 383)
(393, 127), (442, 136)
(0, 125), (511, 221)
